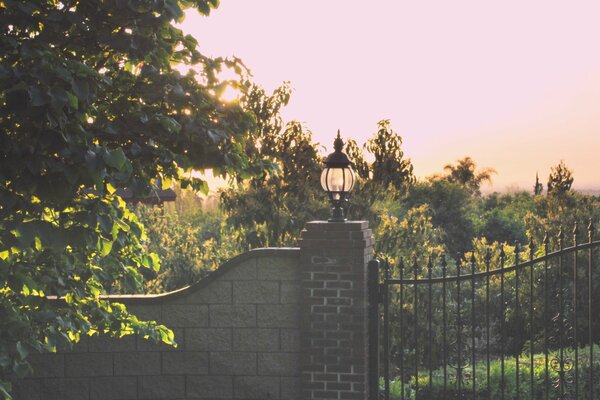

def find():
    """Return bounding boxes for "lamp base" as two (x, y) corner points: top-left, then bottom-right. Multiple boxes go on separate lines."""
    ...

(328, 206), (346, 222)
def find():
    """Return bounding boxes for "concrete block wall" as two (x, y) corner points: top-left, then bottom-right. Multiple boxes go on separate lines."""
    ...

(15, 248), (302, 400)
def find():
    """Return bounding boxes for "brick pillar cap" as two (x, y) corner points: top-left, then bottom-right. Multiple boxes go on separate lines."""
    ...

(304, 220), (369, 230)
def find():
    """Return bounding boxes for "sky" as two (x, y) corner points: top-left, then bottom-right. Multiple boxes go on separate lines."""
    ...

(180, 1), (600, 192)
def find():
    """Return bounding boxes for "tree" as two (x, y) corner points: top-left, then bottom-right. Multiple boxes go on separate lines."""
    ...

(0, 1), (260, 396)
(441, 156), (496, 195)
(533, 172), (543, 195)
(547, 160), (574, 195)
(346, 120), (415, 222)
(220, 83), (327, 248)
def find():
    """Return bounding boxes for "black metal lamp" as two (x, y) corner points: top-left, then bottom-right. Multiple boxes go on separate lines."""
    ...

(321, 131), (355, 222)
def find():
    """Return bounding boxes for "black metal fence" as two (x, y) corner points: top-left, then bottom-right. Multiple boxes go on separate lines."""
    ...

(371, 222), (600, 400)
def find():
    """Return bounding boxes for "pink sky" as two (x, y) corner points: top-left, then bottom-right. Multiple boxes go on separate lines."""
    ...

(181, 1), (600, 192)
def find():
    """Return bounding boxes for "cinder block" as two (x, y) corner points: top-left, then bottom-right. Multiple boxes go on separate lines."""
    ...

(28, 353), (64, 378)
(186, 375), (233, 399)
(210, 352), (257, 375)
(13, 379), (41, 400)
(257, 256), (300, 281)
(162, 352), (208, 375)
(138, 375), (185, 399)
(186, 280), (232, 304)
(186, 328), (232, 351)
(38, 378), (90, 400)
(280, 282), (301, 304)
(257, 304), (299, 328)
(280, 329), (300, 352)
(209, 304), (256, 327)
(258, 353), (299, 376)
(90, 376), (137, 400)
(161, 304), (208, 327)
(281, 377), (301, 400)
(233, 328), (279, 352)
(234, 376), (280, 399)
(65, 353), (113, 377)
(114, 352), (161, 376)
(88, 334), (136, 352)
(220, 259), (256, 280)
(126, 304), (162, 322)
(233, 281), (279, 304)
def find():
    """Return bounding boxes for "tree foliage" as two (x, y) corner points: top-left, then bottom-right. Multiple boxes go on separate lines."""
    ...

(441, 156), (496, 195)
(547, 160), (574, 195)
(0, 0), (260, 395)
(220, 83), (327, 248)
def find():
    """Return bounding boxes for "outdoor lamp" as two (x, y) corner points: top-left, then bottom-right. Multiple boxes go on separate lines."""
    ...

(321, 131), (355, 222)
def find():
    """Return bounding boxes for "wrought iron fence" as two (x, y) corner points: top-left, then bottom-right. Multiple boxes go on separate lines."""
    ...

(372, 222), (599, 400)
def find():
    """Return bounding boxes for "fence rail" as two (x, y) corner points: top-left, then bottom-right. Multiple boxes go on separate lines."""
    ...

(374, 222), (599, 400)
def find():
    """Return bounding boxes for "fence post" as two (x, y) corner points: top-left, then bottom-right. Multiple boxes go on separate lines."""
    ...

(299, 221), (374, 400)
(367, 259), (381, 400)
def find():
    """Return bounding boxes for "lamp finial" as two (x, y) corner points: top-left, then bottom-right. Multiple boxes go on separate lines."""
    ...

(333, 130), (344, 153)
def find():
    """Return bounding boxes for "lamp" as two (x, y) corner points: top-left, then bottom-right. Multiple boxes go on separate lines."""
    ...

(321, 130), (355, 222)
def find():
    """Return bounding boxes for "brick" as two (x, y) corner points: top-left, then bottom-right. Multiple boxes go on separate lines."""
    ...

(210, 351), (257, 375)
(313, 390), (339, 399)
(90, 376), (137, 400)
(38, 378), (90, 400)
(114, 352), (161, 376)
(139, 375), (185, 399)
(281, 377), (301, 400)
(280, 282), (301, 304)
(280, 329), (300, 352)
(220, 259), (256, 280)
(233, 281), (279, 304)
(257, 256), (299, 280)
(187, 375), (233, 399)
(161, 304), (208, 327)
(28, 353), (64, 378)
(65, 353), (112, 377)
(234, 376), (280, 399)
(186, 280), (232, 304)
(258, 353), (299, 376)
(186, 328), (232, 351)
(162, 352), (208, 375)
(233, 328), (279, 352)
(210, 304), (256, 327)
(257, 304), (299, 328)
(327, 382), (352, 391)
(88, 334), (136, 352)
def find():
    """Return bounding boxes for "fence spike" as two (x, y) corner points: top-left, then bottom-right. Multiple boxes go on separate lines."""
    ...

(543, 232), (549, 245)
(573, 222), (579, 237)
(499, 245), (506, 259)
(484, 247), (492, 263)
(588, 218), (594, 235)
(469, 252), (476, 264)
(558, 226), (564, 242)
(440, 254), (447, 271)
(528, 236), (535, 251)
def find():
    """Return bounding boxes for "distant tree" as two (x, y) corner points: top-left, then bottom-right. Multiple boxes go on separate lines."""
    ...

(220, 84), (327, 248)
(346, 120), (415, 222)
(534, 172), (544, 195)
(441, 157), (496, 195)
(547, 160), (574, 195)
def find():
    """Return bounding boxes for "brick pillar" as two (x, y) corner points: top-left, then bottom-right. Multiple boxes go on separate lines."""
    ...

(299, 221), (374, 400)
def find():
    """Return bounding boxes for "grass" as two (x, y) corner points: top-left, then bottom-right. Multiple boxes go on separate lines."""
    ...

(383, 345), (600, 400)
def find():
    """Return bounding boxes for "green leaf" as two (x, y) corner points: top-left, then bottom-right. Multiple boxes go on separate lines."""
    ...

(16, 342), (28, 360)
(66, 91), (79, 109)
(97, 238), (113, 257)
(103, 148), (128, 170)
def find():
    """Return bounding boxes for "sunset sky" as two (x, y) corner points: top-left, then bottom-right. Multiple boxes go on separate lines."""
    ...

(181, 1), (600, 192)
